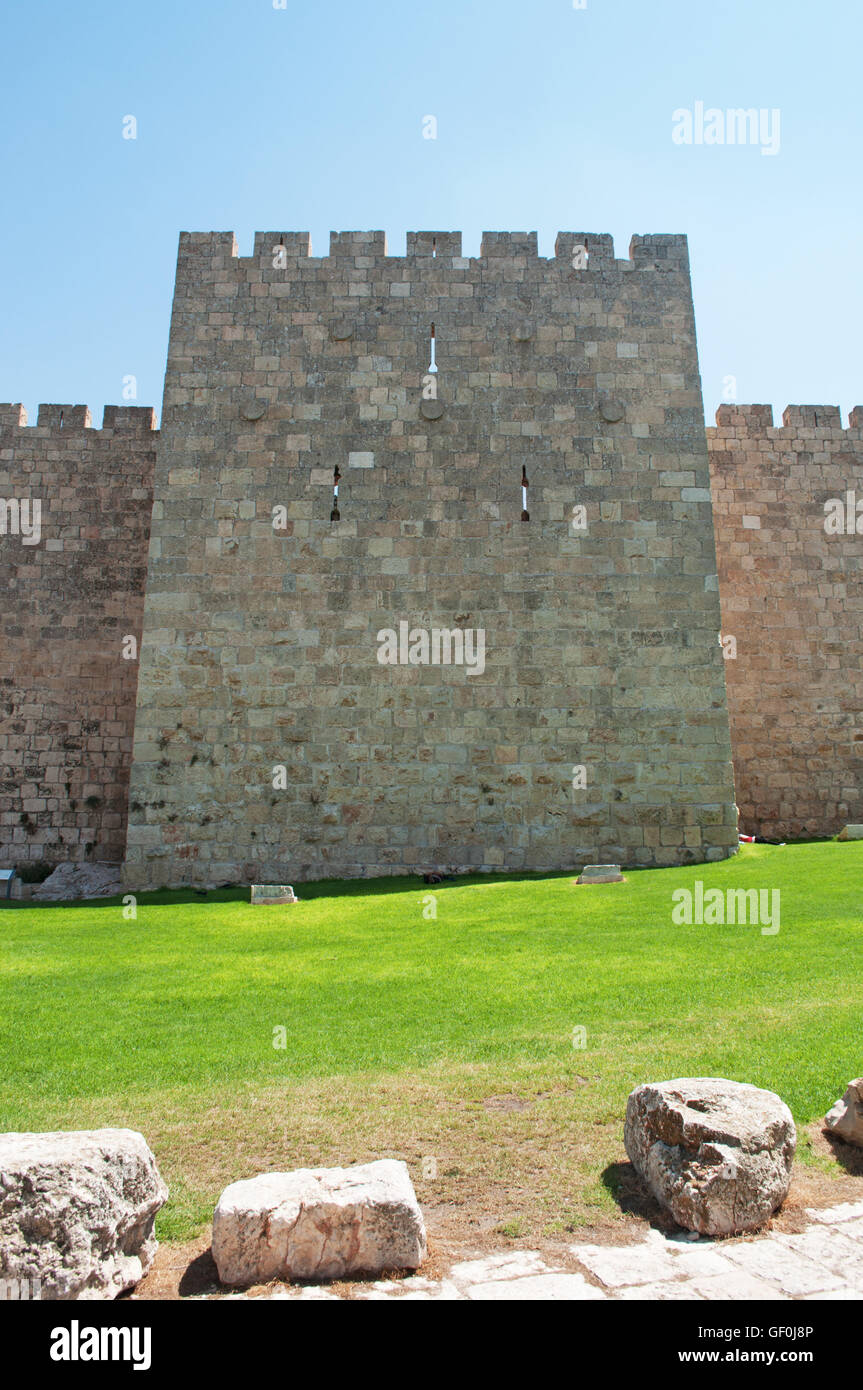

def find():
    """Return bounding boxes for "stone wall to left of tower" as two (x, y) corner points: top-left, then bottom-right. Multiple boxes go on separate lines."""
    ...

(0, 404), (156, 867)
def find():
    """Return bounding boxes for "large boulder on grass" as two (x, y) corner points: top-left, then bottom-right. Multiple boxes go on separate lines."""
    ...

(212, 1159), (426, 1286)
(624, 1078), (796, 1235)
(825, 1078), (863, 1147)
(0, 1129), (168, 1299)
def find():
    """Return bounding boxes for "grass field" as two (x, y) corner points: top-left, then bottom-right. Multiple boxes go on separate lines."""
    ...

(1, 842), (861, 1246)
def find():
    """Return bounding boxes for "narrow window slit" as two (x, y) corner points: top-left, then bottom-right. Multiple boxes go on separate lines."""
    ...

(330, 464), (341, 521)
(432, 237), (437, 259)
(59, 409), (64, 429)
(521, 466), (530, 521)
(428, 322), (437, 374)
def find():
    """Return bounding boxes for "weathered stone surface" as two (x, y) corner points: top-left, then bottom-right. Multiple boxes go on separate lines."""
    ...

(122, 229), (738, 890)
(577, 863), (624, 884)
(212, 1159), (426, 1285)
(708, 406), (863, 841)
(0, 1128), (168, 1300)
(837, 825), (863, 841)
(33, 862), (123, 902)
(250, 883), (298, 905)
(825, 1078), (863, 1146)
(0, 406), (156, 872)
(624, 1078), (796, 1234)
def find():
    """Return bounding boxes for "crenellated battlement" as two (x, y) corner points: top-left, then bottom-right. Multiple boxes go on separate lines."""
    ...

(709, 403), (863, 437)
(173, 228), (690, 274)
(0, 404), (158, 435)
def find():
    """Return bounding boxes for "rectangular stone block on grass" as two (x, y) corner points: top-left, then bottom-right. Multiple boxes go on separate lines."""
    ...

(250, 884), (298, 905)
(576, 864), (624, 884)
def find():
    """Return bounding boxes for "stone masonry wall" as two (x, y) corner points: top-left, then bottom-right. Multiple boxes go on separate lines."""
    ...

(124, 229), (737, 889)
(707, 403), (863, 838)
(0, 404), (157, 866)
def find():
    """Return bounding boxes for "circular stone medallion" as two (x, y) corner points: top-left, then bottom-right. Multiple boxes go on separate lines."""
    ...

(331, 321), (354, 341)
(241, 400), (267, 421)
(420, 398), (445, 420)
(600, 401), (625, 424)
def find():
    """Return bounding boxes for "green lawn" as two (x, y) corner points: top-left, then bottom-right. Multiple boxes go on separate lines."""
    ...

(1, 842), (861, 1242)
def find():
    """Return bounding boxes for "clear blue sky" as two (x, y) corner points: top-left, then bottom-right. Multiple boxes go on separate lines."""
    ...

(2, 0), (860, 426)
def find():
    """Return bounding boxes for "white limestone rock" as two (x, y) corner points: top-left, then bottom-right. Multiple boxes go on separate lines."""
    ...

(825, 1079), (863, 1147)
(212, 1159), (426, 1286)
(32, 862), (123, 901)
(250, 884), (298, 905)
(0, 1128), (168, 1299)
(576, 864), (624, 884)
(624, 1078), (796, 1235)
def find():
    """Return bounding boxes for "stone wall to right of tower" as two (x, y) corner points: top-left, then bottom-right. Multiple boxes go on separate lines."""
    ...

(708, 403), (863, 838)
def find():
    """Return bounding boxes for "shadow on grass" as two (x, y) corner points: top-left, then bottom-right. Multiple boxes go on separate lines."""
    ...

(600, 1160), (669, 1227)
(824, 1132), (863, 1177)
(177, 1248), (221, 1298)
(0, 868), (587, 911)
(0, 834), (846, 912)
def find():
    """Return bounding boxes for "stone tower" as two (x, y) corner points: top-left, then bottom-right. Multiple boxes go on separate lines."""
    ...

(123, 229), (737, 888)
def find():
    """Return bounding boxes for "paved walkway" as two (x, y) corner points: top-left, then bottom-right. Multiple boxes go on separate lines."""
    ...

(220, 1201), (863, 1300)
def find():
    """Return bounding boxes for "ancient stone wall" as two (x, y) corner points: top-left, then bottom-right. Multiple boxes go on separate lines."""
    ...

(707, 403), (863, 838)
(0, 404), (156, 867)
(124, 229), (737, 888)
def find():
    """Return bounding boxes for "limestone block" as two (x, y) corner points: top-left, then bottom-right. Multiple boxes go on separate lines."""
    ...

(576, 864), (624, 884)
(212, 1160), (426, 1285)
(250, 884), (298, 905)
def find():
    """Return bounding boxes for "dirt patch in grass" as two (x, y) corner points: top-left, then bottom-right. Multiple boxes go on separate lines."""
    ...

(110, 1072), (863, 1299)
(53, 1060), (638, 1244)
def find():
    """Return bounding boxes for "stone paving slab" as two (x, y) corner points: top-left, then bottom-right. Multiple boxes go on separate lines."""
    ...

(616, 1280), (704, 1301)
(684, 1271), (789, 1301)
(568, 1240), (682, 1288)
(213, 1200), (863, 1301)
(720, 1241), (845, 1297)
(774, 1226), (863, 1284)
(803, 1288), (863, 1300)
(465, 1272), (605, 1301)
(806, 1202), (863, 1224)
(448, 1251), (547, 1284)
